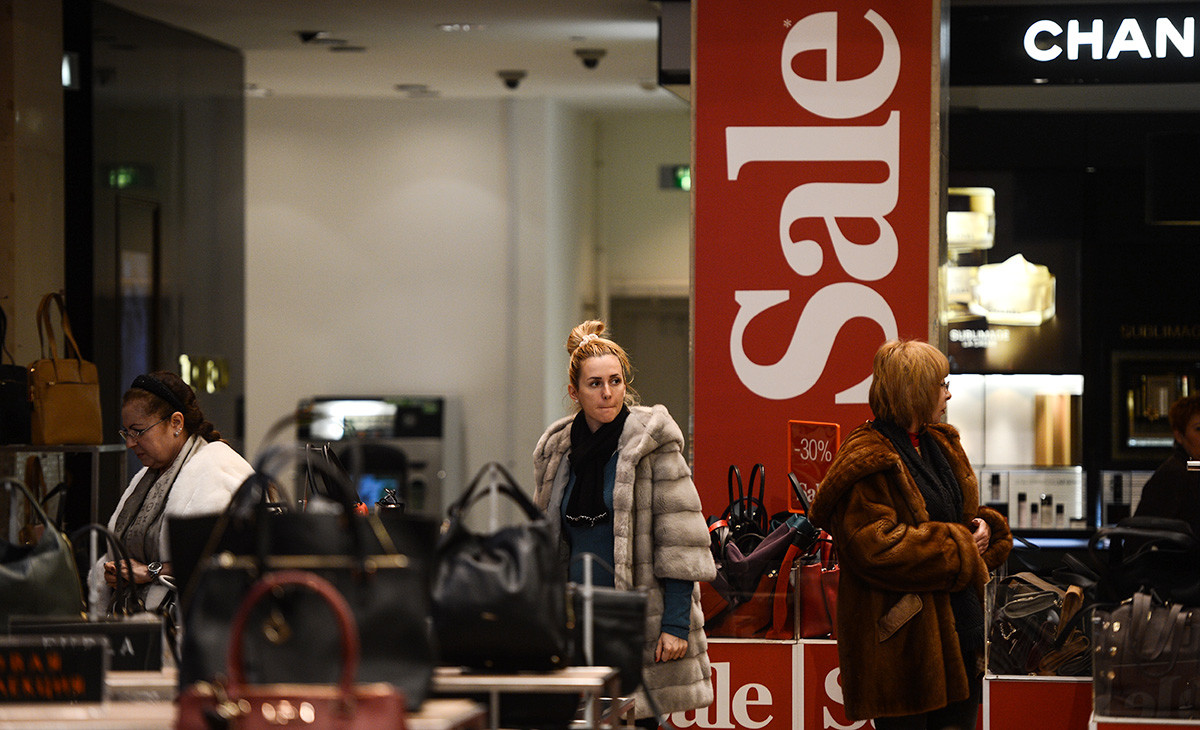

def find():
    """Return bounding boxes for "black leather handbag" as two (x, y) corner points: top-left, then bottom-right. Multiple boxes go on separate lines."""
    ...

(431, 461), (569, 671)
(174, 442), (437, 711)
(1094, 590), (1200, 718)
(0, 478), (84, 625)
(567, 553), (647, 696)
(1089, 515), (1200, 605)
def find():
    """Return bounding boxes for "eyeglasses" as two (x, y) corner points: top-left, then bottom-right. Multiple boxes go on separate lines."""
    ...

(118, 416), (168, 443)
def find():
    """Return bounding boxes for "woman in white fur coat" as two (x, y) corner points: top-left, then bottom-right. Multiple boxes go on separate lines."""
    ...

(533, 320), (717, 725)
(88, 371), (253, 616)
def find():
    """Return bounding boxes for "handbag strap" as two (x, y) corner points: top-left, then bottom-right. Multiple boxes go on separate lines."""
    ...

(0, 302), (16, 366)
(1128, 590), (1183, 665)
(449, 461), (542, 523)
(767, 541), (805, 640)
(35, 292), (85, 364)
(23, 456), (46, 503)
(68, 522), (140, 613)
(226, 570), (360, 700)
(4, 477), (57, 532)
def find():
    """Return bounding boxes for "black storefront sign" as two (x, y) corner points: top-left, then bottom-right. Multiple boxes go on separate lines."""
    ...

(951, 4), (1200, 85)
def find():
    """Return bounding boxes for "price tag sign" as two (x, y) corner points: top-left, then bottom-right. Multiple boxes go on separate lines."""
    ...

(787, 421), (840, 513)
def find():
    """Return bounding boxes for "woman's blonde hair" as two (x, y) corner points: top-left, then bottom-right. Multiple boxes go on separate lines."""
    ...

(566, 320), (639, 408)
(868, 339), (949, 429)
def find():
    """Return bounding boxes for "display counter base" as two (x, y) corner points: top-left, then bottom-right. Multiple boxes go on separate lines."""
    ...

(1091, 714), (1200, 729)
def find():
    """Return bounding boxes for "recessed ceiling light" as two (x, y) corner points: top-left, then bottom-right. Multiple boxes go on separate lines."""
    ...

(438, 22), (485, 32)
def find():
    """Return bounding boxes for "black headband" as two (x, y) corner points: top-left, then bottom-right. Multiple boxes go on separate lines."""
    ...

(131, 374), (187, 416)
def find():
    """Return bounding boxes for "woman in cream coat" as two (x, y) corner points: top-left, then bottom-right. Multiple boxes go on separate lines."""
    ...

(88, 371), (254, 616)
(534, 320), (716, 723)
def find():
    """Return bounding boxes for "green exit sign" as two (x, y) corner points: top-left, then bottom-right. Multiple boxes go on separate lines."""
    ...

(659, 164), (691, 192)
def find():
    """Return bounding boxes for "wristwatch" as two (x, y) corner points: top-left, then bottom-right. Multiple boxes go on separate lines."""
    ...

(147, 561), (163, 579)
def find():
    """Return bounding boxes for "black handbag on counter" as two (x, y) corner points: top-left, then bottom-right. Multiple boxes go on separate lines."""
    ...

(174, 437), (437, 711)
(431, 461), (569, 671)
(567, 553), (647, 696)
(1089, 515), (1200, 605)
(0, 477), (84, 626)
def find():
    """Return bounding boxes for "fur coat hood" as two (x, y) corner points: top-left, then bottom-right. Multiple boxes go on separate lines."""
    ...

(533, 404), (716, 718)
(808, 421), (1012, 721)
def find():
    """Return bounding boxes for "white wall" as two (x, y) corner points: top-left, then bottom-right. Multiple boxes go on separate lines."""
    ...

(245, 96), (691, 498)
(596, 110), (692, 299)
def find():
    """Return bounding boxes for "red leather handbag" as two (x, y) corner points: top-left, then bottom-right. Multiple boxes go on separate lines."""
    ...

(176, 570), (407, 730)
(792, 531), (839, 640)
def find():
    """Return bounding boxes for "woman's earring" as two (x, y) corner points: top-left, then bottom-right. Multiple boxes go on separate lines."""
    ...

(174, 430), (181, 437)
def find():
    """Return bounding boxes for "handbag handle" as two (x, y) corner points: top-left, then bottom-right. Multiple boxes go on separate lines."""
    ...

(35, 292), (86, 364)
(226, 570), (360, 701)
(69, 522), (143, 615)
(4, 477), (59, 539)
(0, 302), (16, 366)
(1126, 591), (1187, 673)
(447, 461), (543, 524)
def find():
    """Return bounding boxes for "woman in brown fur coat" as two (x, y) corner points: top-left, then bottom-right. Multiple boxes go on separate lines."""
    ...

(809, 340), (1012, 729)
(533, 320), (716, 725)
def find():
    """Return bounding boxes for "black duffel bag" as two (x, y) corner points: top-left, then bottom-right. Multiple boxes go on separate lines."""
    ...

(431, 461), (569, 671)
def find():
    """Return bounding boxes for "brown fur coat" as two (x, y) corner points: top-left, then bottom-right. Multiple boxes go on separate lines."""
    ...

(533, 404), (717, 718)
(808, 421), (1012, 721)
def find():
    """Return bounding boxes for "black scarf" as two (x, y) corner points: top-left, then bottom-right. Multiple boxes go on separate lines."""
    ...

(565, 405), (630, 526)
(872, 419), (963, 523)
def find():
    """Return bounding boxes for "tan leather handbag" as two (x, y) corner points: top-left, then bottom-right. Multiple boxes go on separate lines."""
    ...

(28, 292), (103, 445)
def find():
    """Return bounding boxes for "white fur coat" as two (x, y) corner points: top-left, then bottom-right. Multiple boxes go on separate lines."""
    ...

(533, 404), (717, 718)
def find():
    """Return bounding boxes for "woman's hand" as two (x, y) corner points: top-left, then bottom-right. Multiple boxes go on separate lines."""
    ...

(103, 559), (151, 586)
(970, 518), (991, 554)
(655, 632), (688, 662)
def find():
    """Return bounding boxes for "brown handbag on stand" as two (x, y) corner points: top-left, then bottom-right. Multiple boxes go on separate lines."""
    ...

(28, 292), (103, 445)
(176, 570), (408, 730)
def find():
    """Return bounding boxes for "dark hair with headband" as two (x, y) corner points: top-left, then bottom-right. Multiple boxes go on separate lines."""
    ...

(124, 371), (222, 442)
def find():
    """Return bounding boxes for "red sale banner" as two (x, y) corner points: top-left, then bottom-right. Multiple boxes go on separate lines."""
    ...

(788, 421), (841, 512)
(693, 0), (940, 517)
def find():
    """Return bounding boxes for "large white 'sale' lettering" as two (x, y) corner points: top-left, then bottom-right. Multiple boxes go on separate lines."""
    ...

(727, 10), (902, 402)
(725, 113), (900, 280)
(780, 10), (900, 120)
(822, 668), (869, 729)
(731, 285), (896, 402)
(670, 662), (773, 729)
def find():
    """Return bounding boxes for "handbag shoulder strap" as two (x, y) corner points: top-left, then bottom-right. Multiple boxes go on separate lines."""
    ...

(450, 461), (541, 522)
(1012, 571), (1067, 600)
(0, 302), (16, 366)
(35, 292), (85, 363)
(23, 456), (46, 503)
(69, 522), (141, 613)
(4, 477), (56, 531)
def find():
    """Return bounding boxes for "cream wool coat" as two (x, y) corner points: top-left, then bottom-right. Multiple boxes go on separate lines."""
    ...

(88, 438), (254, 614)
(533, 404), (717, 718)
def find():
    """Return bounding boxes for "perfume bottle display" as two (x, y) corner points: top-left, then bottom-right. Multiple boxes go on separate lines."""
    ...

(969, 252), (1057, 326)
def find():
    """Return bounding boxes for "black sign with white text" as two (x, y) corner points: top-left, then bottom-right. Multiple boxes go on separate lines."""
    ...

(951, 4), (1200, 85)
